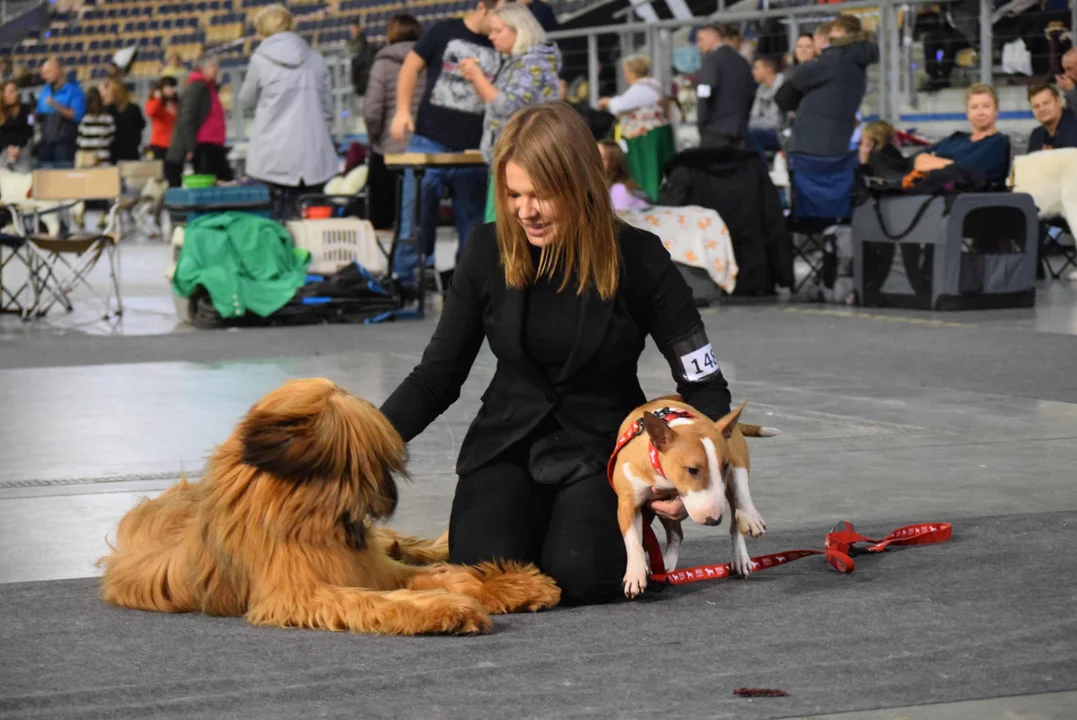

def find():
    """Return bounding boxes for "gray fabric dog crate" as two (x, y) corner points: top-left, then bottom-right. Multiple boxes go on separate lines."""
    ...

(852, 192), (1037, 310)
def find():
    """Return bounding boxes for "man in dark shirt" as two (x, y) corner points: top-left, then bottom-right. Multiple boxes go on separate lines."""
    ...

(389, 0), (501, 286)
(694, 24), (756, 149)
(1027, 83), (1077, 152)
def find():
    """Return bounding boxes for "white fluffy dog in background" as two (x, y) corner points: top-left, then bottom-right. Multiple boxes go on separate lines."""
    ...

(1012, 148), (1077, 229)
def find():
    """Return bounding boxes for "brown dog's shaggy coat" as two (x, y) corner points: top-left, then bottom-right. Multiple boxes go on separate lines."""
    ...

(98, 378), (560, 635)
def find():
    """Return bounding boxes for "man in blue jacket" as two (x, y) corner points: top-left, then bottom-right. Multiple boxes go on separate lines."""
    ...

(35, 57), (86, 168)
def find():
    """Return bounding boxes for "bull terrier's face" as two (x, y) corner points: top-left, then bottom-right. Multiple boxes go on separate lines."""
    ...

(643, 404), (744, 526)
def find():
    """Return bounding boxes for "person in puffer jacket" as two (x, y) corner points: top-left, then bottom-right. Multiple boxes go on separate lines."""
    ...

(776, 14), (877, 158)
(166, 56), (232, 187)
(457, 2), (561, 222)
(363, 14), (425, 230)
(240, 4), (340, 218)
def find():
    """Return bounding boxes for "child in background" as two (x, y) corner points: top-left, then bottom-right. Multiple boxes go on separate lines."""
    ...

(74, 87), (115, 169)
(598, 140), (650, 210)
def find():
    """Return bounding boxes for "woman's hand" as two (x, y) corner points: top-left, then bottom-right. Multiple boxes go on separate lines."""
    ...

(458, 57), (483, 83)
(597, 97), (611, 111)
(913, 152), (952, 173)
(648, 494), (688, 522)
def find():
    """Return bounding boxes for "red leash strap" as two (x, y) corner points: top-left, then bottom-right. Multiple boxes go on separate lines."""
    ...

(649, 521), (953, 585)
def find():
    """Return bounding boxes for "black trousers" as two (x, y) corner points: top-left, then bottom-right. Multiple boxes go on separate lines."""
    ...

(164, 143), (235, 187)
(366, 151), (398, 230)
(449, 447), (627, 606)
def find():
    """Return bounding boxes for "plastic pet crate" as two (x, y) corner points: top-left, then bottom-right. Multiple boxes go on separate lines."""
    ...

(286, 218), (388, 275)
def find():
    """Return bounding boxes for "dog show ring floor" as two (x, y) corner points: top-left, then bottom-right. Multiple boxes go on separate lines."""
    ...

(1, 243), (1076, 719)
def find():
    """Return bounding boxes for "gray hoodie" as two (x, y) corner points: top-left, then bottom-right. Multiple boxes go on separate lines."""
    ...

(239, 31), (339, 187)
(748, 73), (784, 132)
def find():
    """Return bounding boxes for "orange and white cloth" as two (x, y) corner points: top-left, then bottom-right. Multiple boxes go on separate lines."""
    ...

(617, 205), (738, 294)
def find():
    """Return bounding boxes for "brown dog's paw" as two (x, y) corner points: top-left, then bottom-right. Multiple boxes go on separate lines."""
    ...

(472, 561), (562, 614)
(424, 594), (492, 635)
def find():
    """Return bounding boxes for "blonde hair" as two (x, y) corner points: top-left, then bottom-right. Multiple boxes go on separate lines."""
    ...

(622, 54), (651, 79)
(861, 120), (895, 152)
(492, 103), (620, 299)
(254, 4), (294, 39)
(490, 2), (546, 56)
(965, 82), (999, 108)
(104, 78), (131, 111)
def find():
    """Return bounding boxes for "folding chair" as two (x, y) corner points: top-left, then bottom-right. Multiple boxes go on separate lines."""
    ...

(786, 152), (859, 293)
(20, 167), (123, 320)
(1038, 217), (1077, 281)
(0, 231), (33, 316)
(118, 159), (167, 239)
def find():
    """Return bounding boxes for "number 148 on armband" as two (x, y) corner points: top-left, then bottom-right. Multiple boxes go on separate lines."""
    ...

(680, 344), (718, 382)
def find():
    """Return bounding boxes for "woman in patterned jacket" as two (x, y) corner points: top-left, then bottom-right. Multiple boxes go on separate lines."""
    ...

(458, 1), (561, 223)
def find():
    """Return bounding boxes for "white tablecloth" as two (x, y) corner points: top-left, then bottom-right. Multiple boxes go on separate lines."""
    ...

(617, 205), (739, 294)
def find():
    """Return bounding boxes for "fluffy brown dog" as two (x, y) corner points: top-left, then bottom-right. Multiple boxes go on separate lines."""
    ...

(98, 378), (561, 635)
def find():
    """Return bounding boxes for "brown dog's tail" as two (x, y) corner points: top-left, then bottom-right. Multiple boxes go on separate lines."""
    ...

(372, 527), (450, 565)
(738, 423), (780, 438)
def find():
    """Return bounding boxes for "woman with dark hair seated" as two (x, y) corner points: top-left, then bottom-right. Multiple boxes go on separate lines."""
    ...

(913, 83), (1011, 188)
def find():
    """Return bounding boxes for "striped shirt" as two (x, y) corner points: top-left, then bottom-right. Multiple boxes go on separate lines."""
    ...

(77, 113), (116, 162)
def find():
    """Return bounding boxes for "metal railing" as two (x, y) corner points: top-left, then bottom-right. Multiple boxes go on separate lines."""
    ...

(15, 0), (1077, 151)
(548, 0), (1077, 127)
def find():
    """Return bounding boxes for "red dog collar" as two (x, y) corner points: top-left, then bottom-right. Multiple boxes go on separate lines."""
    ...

(606, 407), (699, 488)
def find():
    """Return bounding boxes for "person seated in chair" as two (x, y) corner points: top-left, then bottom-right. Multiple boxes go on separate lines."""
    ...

(913, 83), (1011, 188)
(1027, 83), (1077, 152)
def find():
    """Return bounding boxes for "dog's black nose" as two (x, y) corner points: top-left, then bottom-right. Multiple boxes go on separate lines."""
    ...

(704, 515), (723, 527)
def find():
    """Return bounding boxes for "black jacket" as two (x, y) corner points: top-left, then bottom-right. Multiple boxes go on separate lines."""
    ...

(109, 102), (146, 162)
(380, 223), (733, 475)
(166, 79), (211, 165)
(660, 146), (793, 295)
(1028, 109), (1077, 152)
(0, 103), (33, 152)
(778, 32), (877, 157)
(696, 45), (756, 141)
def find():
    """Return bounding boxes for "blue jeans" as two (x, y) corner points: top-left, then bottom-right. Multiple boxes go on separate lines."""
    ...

(37, 139), (76, 169)
(394, 134), (488, 283)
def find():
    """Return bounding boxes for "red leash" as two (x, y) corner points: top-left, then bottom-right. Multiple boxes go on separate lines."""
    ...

(607, 409), (952, 585)
(650, 520), (953, 585)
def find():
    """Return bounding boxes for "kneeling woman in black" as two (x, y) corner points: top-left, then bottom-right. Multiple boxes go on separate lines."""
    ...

(379, 102), (733, 605)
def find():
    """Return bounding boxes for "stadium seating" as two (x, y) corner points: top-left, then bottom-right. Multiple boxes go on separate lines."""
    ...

(1, 0), (518, 82)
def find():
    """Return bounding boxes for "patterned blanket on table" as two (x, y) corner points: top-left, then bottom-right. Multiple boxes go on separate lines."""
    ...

(617, 205), (738, 294)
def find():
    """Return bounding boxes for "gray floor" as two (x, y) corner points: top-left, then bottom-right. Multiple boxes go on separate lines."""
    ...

(2, 244), (1076, 719)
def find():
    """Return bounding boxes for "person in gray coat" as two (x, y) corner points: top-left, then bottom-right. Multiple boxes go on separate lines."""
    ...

(694, 24), (756, 149)
(363, 14), (424, 229)
(776, 15), (877, 158)
(240, 4), (339, 218)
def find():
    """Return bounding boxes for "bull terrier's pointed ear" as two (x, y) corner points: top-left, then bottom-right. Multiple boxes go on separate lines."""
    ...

(716, 402), (746, 439)
(643, 411), (675, 452)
